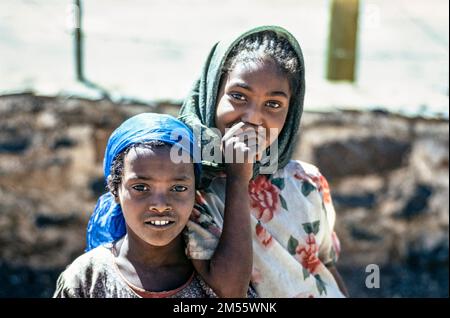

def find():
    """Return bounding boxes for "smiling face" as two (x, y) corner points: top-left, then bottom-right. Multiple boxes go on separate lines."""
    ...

(215, 58), (291, 151)
(116, 145), (195, 247)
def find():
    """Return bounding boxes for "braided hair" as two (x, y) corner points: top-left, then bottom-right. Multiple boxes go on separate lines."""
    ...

(223, 30), (301, 94)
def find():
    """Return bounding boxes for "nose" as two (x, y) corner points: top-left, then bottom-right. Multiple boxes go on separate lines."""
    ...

(241, 103), (263, 126)
(148, 194), (172, 213)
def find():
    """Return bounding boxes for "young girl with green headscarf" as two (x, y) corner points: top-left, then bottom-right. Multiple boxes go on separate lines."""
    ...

(179, 25), (349, 298)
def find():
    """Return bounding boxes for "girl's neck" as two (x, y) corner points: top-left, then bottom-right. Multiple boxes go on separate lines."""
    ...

(113, 234), (193, 293)
(116, 234), (187, 269)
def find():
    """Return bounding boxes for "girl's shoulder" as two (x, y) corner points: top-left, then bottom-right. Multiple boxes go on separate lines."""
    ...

(278, 160), (331, 197)
(282, 160), (334, 207)
(67, 244), (112, 269)
(281, 159), (323, 179)
(58, 245), (113, 283)
(54, 245), (115, 297)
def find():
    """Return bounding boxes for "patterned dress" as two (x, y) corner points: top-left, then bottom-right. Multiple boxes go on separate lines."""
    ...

(53, 243), (217, 298)
(185, 160), (344, 298)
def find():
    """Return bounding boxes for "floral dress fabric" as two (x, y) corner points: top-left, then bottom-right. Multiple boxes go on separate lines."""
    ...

(185, 160), (344, 298)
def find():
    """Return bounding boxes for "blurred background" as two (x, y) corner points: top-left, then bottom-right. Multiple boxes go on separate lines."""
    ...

(0, 0), (448, 297)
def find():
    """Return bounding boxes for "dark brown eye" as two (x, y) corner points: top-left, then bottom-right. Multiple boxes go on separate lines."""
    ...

(230, 92), (246, 101)
(171, 185), (188, 192)
(132, 184), (148, 192)
(266, 101), (282, 109)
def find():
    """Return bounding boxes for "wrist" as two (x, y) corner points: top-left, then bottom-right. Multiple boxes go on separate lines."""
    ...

(225, 164), (253, 181)
(226, 173), (252, 185)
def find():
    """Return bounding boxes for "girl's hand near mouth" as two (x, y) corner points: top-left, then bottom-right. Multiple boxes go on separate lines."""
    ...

(221, 121), (265, 181)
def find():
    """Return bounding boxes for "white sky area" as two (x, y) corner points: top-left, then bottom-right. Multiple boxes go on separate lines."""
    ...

(0, 0), (448, 118)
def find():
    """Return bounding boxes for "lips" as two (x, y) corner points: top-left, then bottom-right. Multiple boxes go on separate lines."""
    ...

(145, 220), (174, 226)
(144, 216), (176, 229)
(144, 220), (176, 231)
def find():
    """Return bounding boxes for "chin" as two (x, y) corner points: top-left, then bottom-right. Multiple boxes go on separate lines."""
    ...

(144, 234), (180, 247)
(149, 241), (171, 247)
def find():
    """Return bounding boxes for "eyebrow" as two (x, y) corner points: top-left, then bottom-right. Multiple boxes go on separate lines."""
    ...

(229, 81), (289, 99)
(231, 82), (253, 91)
(268, 91), (289, 98)
(128, 175), (193, 182)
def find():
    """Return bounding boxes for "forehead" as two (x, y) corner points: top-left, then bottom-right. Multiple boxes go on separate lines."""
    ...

(122, 146), (194, 179)
(226, 59), (291, 94)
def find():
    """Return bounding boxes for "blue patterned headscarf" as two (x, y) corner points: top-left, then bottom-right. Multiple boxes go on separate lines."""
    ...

(85, 113), (201, 251)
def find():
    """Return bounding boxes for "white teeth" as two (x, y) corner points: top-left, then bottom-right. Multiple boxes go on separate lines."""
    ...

(149, 220), (170, 226)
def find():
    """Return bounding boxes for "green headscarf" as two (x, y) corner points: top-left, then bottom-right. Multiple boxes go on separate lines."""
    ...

(179, 25), (305, 176)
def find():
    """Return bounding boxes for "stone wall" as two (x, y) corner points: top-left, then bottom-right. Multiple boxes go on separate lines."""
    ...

(295, 111), (449, 269)
(0, 94), (448, 297)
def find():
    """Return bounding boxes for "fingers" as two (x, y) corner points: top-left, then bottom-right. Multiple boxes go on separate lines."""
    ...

(223, 129), (265, 148)
(222, 122), (246, 141)
(222, 122), (266, 143)
(223, 134), (259, 154)
(223, 136), (239, 150)
(221, 122), (267, 163)
(223, 139), (259, 164)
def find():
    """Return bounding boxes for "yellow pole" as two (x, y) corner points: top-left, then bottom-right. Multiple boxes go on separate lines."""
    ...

(326, 0), (359, 82)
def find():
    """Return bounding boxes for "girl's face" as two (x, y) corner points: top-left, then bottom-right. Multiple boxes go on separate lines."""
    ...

(215, 58), (291, 151)
(117, 146), (195, 247)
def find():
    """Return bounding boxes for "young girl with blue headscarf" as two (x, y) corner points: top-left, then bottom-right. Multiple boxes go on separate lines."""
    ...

(54, 113), (247, 298)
